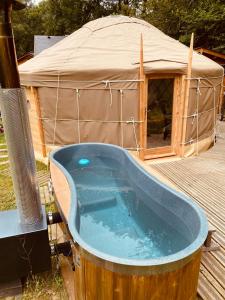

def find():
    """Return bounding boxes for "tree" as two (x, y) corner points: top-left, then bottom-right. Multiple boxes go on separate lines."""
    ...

(12, 0), (139, 56)
(181, 0), (225, 51)
(142, 0), (225, 52)
(41, 0), (110, 36)
(41, 0), (141, 36)
(12, 0), (225, 57)
(12, 1), (45, 57)
(142, 1), (197, 39)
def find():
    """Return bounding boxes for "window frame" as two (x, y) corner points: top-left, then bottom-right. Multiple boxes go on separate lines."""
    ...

(140, 73), (183, 160)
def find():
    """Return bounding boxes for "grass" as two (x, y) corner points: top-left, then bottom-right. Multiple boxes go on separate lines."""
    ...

(0, 132), (68, 300)
(20, 261), (68, 300)
(0, 133), (15, 210)
(36, 159), (48, 172)
(0, 134), (47, 210)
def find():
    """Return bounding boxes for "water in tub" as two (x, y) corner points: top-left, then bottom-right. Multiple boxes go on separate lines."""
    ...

(66, 156), (190, 260)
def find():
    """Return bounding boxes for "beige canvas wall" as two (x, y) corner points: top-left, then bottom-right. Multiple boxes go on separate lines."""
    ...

(33, 85), (140, 152)
(26, 73), (223, 160)
(183, 76), (222, 156)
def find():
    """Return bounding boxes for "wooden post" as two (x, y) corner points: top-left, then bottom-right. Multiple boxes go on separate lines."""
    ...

(31, 87), (47, 157)
(218, 77), (225, 114)
(139, 33), (146, 160)
(181, 33), (194, 156)
(176, 75), (186, 156)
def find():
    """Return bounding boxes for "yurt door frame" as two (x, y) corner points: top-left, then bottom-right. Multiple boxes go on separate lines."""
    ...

(140, 74), (182, 160)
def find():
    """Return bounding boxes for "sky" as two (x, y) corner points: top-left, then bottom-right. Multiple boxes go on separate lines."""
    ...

(32, 0), (42, 4)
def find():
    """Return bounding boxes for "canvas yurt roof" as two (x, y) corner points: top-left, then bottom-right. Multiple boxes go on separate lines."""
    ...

(19, 15), (223, 87)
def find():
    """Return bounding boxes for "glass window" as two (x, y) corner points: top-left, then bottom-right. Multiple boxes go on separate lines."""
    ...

(147, 78), (174, 148)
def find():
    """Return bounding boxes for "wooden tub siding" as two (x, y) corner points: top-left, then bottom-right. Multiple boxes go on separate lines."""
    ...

(73, 244), (201, 300)
(50, 161), (71, 221)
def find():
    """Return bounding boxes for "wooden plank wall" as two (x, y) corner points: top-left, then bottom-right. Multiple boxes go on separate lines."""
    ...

(73, 246), (201, 300)
(26, 87), (43, 155)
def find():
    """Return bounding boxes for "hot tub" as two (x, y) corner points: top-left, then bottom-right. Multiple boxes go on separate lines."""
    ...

(50, 143), (208, 300)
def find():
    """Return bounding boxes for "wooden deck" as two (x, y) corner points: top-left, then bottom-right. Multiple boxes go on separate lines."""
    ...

(148, 121), (225, 300)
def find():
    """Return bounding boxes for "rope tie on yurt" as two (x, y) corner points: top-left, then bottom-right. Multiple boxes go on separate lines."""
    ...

(130, 117), (139, 154)
(180, 107), (217, 119)
(76, 89), (81, 143)
(23, 79), (144, 84)
(52, 73), (61, 146)
(104, 80), (113, 106)
(180, 128), (216, 145)
(197, 78), (202, 96)
(120, 89), (124, 148)
(33, 107), (216, 122)
(180, 138), (194, 145)
(33, 115), (143, 124)
(33, 141), (144, 151)
(191, 113), (197, 125)
(185, 75), (223, 81)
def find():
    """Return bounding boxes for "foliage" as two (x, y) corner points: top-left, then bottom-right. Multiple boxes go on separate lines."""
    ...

(0, 134), (46, 211)
(143, 0), (225, 51)
(181, 0), (225, 51)
(22, 259), (68, 300)
(142, 0), (195, 40)
(41, 0), (103, 35)
(11, 0), (225, 57)
(12, 1), (45, 57)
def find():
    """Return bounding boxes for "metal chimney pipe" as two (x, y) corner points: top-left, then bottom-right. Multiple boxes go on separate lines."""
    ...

(0, 0), (43, 225)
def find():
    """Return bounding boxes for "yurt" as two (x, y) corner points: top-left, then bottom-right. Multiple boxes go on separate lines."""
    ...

(19, 15), (224, 160)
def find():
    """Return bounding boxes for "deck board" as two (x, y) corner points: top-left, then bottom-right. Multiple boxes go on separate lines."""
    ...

(149, 122), (225, 299)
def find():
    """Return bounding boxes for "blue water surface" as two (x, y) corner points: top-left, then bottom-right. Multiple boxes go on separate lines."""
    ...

(66, 156), (190, 260)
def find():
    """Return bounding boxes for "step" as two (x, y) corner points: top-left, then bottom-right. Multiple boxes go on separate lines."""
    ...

(0, 149), (7, 152)
(79, 197), (117, 213)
